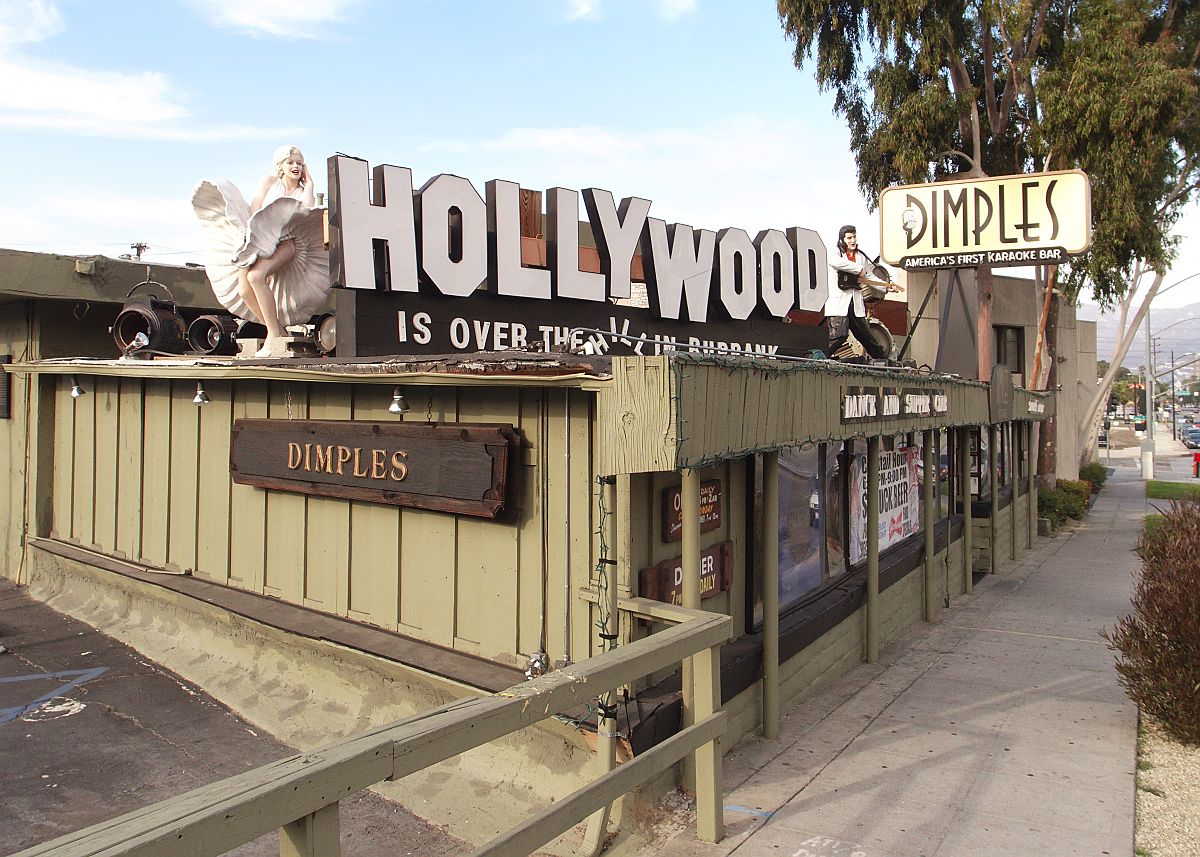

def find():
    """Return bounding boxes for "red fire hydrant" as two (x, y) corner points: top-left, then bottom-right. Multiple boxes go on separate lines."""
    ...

(1192, 452), (1200, 478)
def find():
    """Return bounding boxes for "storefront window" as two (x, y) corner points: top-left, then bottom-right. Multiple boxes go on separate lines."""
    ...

(971, 429), (991, 498)
(937, 429), (954, 520)
(997, 426), (1009, 487)
(848, 439), (922, 566)
(752, 443), (845, 626)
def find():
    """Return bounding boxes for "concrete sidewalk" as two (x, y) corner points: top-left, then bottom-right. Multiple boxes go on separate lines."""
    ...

(642, 468), (1146, 857)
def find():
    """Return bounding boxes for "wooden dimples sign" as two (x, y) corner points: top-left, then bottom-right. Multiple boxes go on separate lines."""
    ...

(229, 419), (520, 519)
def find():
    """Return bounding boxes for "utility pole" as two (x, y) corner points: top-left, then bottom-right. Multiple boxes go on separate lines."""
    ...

(1171, 350), (1177, 441)
(1143, 308), (1155, 479)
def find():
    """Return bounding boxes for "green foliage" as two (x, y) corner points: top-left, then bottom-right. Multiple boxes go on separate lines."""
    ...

(777, 0), (1039, 198)
(1104, 500), (1200, 745)
(1112, 380), (1138, 407)
(1058, 478), (1092, 514)
(776, 0), (1200, 305)
(1146, 481), (1200, 501)
(1040, 0), (1199, 303)
(1142, 514), (1166, 550)
(1038, 478), (1092, 528)
(1079, 461), (1108, 489)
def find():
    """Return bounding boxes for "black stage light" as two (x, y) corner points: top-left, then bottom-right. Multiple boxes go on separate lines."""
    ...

(112, 276), (186, 355)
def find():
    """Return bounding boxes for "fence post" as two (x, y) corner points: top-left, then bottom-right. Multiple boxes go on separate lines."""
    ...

(1027, 422), (1037, 548)
(584, 476), (621, 855)
(922, 429), (937, 621)
(680, 467), (700, 791)
(693, 641), (724, 843)
(762, 450), (780, 739)
(987, 423), (998, 573)
(866, 436), (880, 663)
(1009, 422), (1019, 562)
(280, 802), (340, 857)
(960, 427), (974, 595)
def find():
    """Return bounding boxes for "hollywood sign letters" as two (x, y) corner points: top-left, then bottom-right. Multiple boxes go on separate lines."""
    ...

(327, 155), (831, 357)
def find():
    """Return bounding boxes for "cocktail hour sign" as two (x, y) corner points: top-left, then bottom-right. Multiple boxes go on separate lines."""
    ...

(326, 155), (832, 358)
(879, 170), (1091, 270)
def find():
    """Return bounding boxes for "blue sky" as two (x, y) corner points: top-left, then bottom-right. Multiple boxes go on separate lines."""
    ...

(1, 0), (1197, 319)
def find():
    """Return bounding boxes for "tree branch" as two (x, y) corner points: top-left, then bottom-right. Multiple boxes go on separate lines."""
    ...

(1155, 166), (1199, 214)
(984, 20), (1000, 132)
(947, 53), (984, 174)
(936, 149), (980, 171)
(1026, 0), (1053, 59)
(1077, 267), (1165, 454)
(1160, 0), (1178, 41)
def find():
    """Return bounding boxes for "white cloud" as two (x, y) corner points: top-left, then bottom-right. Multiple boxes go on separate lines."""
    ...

(0, 187), (208, 266)
(418, 115), (868, 241)
(0, 57), (305, 140)
(0, 58), (188, 123)
(0, 0), (62, 46)
(560, 0), (695, 22)
(563, 0), (601, 21)
(657, 0), (696, 20)
(190, 0), (358, 38)
(0, 3), (307, 141)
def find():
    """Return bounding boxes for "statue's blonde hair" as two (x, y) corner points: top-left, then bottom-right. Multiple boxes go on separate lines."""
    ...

(272, 145), (305, 182)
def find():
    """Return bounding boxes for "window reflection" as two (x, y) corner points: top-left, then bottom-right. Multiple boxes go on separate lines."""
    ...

(753, 443), (846, 626)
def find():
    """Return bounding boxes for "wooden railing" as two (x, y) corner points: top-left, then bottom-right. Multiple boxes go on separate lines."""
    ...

(15, 598), (729, 857)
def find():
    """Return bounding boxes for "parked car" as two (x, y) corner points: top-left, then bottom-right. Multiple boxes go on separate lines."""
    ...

(1182, 427), (1200, 449)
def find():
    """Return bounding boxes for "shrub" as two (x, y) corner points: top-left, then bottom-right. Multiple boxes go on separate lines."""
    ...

(1058, 479), (1092, 518)
(1104, 500), (1200, 745)
(1038, 489), (1070, 529)
(1037, 479), (1093, 529)
(1079, 461), (1108, 490)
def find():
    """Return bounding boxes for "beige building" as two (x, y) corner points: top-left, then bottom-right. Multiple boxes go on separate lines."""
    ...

(899, 269), (1097, 479)
(2, 248), (1057, 852)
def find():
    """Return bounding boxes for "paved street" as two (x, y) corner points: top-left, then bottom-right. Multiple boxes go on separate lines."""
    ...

(0, 581), (468, 857)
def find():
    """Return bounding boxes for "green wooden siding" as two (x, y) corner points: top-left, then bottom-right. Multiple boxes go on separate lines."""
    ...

(43, 376), (597, 671)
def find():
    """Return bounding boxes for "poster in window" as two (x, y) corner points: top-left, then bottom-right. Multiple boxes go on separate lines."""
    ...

(850, 446), (920, 565)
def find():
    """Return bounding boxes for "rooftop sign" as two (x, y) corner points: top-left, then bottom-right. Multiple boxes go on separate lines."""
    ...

(879, 170), (1091, 270)
(326, 155), (832, 358)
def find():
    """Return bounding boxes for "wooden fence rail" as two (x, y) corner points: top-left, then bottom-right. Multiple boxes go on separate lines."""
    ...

(14, 599), (730, 857)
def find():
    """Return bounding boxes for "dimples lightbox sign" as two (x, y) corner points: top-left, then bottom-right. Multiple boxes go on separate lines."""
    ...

(878, 170), (1092, 270)
(325, 155), (835, 358)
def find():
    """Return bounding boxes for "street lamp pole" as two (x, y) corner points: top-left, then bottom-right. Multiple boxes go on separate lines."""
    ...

(1172, 350), (1177, 441)
(1143, 307), (1155, 479)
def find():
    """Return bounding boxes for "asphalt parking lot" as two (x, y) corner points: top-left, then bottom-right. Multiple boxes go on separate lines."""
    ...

(0, 579), (467, 856)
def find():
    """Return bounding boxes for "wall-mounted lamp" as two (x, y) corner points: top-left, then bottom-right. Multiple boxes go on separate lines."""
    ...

(193, 381), (210, 406)
(388, 386), (410, 415)
(70, 376), (85, 399)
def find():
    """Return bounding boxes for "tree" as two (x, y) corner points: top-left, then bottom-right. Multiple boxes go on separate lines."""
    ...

(1037, 1), (1200, 464)
(777, 0), (1058, 378)
(777, 0), (1199, 475)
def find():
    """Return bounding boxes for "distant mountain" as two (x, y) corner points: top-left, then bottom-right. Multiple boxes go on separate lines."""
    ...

(1077, 301), (1200, 368)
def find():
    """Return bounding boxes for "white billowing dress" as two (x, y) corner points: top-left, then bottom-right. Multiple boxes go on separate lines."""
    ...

(191, 178), (330, 326)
